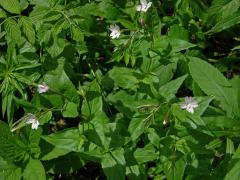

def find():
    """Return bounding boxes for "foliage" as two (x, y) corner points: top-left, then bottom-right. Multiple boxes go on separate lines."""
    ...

(0, 0), (240, 179)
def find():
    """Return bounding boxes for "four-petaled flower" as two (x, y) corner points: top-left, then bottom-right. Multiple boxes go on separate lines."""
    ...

(26, 114), (39, 130)
(109, 24), (121, 39)
(38, 83), (49, 94)
(180, 96), (198, 114)
(136, 0), (152, 12)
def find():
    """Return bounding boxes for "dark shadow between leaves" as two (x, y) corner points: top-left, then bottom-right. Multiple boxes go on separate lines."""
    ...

(43, 152), (84, 174)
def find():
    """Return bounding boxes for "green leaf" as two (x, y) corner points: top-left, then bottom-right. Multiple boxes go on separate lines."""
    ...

(168, 25), (189, 41)
(204, 115), (240, 136)
(14, 63), (41, 71)
(224, 160), (240, 180)
(147, 128), (161, 148)
(126, 165), (142, 180)
(107, 67), (139, 90)
(231, 45), (240, 51)
(0, 157), (22, 180)
(0, 8), (7, 18)
(81, 79), (102, 118)
(128, 115), (145, 141)
(0, 121), (27, 162)
(2, 90), (14, 122)
(42, 59), (79, 106)
(170, 38), (196, 52)
(62, 101), (79, 118)
(207, 11), (240, 34)
(99, 1), (120, 20)
(0, 0), (21, 14)
(134, 144), (158, 164)
(226, 138), (235, 155)
(101, 148), (125, 180)
(46, 36), (66, 58)
(19, 17), (35, 44)
(85, 112), (110, 149)
(38, 111), (52, 125)
(164, 157), (186, 180)
(159, 75), (187, 101)
(108, 91), (137, 118)
(40, 146), (71, 161)
(117, 18), (135, 30)
(41, 128), (84, 152)
(72, 26), (84, 42)
(4, 19), (22, 44)
(189, 57), (238, 116)
(231, 77), (240, 111)
(23, 159), (46, 180)
(192, 96), (213, 116)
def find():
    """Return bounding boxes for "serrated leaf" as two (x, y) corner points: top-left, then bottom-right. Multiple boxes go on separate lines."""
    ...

(19, 17), (35, 44)
(72, 26), (84, 42)
(0, 0), (21, 14)
(0, 121), (27, 162)
(4, 19), (21, 44)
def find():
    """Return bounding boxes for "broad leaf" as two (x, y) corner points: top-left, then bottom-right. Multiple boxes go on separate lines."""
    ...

(81, 79), (103, 118)
(101, 148), (126, 180)
(189, 57), (238, 116)
(41, 128), (84, 152)
(134, 144), (158, 164)
(159, 75), (187, 101)
(23, 159), (46, 180)
(62, 101), (79, 118)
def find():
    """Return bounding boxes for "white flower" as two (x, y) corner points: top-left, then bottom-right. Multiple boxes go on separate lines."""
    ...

(180, 96), (198, 114)
(163, 119), (168, 126)
(136, 0), (152, 12)
(37, 83), (49, 93)
(26, 114), (39, 130)
(109, 24), (121, 39)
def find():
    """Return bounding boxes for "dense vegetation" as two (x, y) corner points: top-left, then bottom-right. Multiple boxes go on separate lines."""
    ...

(0, 0), (240, 179)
